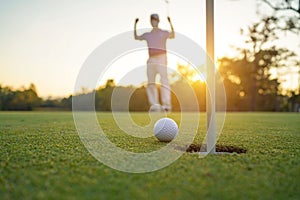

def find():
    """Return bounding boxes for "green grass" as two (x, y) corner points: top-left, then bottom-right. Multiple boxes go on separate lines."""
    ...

(0, 112), (299, 199)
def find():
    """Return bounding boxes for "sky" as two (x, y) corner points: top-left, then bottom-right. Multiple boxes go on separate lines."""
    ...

(0, 0), (299, 98)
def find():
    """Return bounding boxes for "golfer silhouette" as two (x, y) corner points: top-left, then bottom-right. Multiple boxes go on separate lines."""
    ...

(134, 14), (175, 112)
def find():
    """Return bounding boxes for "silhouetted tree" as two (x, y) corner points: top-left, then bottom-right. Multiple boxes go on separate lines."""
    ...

(259, 0), (300, 96)
(219, 17), (297, 111)
(129, 86), (148, 111)
(0, 83), (41, 110)
(260, 0), (300, 33)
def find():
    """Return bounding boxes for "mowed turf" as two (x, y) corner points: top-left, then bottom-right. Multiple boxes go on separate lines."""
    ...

(0, 112), (299, 199)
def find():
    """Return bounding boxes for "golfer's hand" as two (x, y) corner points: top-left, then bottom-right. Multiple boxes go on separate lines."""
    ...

(167, 17), (171, 23)
(135, 18), (139, 24)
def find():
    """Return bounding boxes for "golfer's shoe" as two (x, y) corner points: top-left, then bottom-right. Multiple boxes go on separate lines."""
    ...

(161, 105), (171, 112)
(149, 104), (163, 112)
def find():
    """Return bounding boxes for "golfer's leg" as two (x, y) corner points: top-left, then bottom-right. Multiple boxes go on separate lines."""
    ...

(158, 58), (171, 111)
(146, 59), (159, 106)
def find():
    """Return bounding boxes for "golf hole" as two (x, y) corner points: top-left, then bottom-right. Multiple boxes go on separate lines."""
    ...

(175, 144), (247, 154)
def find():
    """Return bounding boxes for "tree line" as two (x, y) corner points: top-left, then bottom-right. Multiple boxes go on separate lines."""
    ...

(0, 71), (299, 112)
(0, 84), (41, 111)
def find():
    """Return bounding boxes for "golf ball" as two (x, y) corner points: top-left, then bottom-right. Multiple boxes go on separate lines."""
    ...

(154, 118), (178, 142)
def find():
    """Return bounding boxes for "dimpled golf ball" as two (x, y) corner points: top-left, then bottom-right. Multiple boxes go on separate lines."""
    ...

(154, 118), (178, 142)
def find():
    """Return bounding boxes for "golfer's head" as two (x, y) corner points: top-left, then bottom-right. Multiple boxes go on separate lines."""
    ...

(150, 14), (159, 28)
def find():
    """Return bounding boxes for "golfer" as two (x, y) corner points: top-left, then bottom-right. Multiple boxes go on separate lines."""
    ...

(134, 14), (175, 112)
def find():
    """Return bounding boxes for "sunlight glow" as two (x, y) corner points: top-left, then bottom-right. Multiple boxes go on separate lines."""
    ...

(0, 0), (298, 97)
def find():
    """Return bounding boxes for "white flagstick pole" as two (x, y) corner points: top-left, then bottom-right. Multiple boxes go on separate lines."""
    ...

(206, 0), (216, 154)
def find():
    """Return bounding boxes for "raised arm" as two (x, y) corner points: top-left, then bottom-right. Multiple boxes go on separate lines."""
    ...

(134, 18), (143, 40)
(167, 17), (175, 39)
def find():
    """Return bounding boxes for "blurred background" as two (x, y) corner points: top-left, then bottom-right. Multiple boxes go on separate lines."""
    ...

(0, 0), (299, 111)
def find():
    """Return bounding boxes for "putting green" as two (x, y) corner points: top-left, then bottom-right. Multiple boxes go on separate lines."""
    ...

(0, 112), (299, 199)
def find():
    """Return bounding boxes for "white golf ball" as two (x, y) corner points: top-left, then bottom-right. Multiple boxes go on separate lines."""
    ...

(154, 118), (178, 142)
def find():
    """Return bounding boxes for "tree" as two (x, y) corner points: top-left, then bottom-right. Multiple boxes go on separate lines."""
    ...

(260, 0), (300, 33)
(259, 0), (300, 108)
(0, 84), (41, 110)
(170, 63), (206, 111)
(129, 86), (148, 111)
(219, 17), (297, 111)
(9, 84), (41, 110)
(105, 79), (116, 88)
(95, 79), (116, 111)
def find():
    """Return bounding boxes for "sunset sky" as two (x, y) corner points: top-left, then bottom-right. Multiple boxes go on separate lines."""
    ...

(0, 0), (299, 98)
